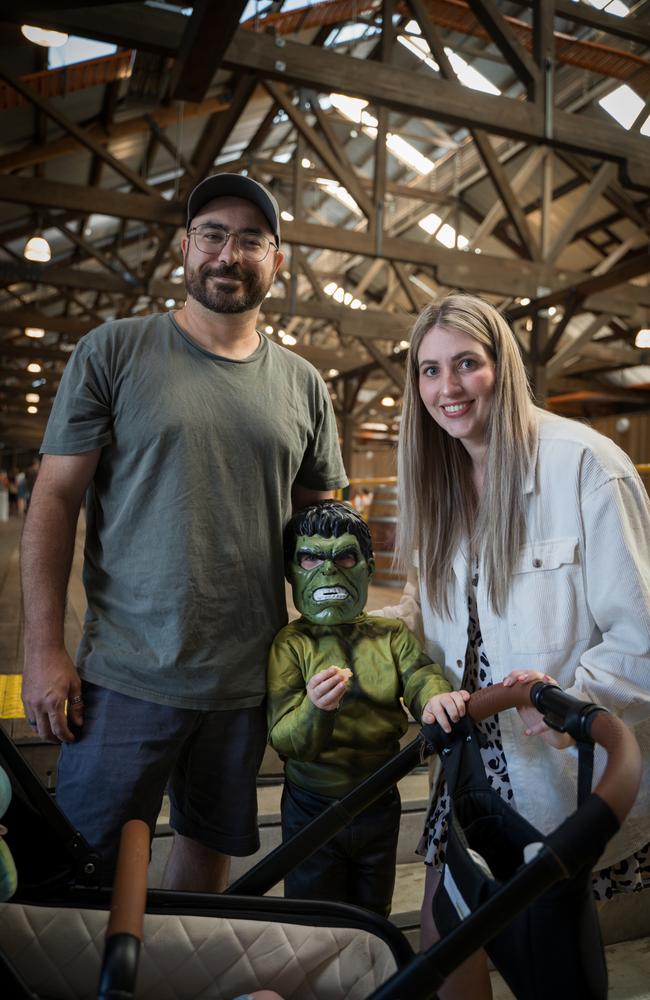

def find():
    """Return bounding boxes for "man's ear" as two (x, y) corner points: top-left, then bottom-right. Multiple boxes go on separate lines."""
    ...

(367, 557), (375, 580)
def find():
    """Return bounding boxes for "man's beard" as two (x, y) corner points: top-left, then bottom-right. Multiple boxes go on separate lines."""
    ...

(184, 262), (271, 314)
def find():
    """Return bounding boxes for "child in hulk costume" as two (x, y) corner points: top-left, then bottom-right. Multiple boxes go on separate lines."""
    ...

(267, 500), (467, 917)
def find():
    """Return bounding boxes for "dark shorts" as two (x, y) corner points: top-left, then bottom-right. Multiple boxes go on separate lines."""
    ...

(56, 680), (267, 876)
(281, 780), (401, 918)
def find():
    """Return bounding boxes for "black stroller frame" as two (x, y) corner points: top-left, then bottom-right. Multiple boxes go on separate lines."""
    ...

(0, 680), (642, 1000)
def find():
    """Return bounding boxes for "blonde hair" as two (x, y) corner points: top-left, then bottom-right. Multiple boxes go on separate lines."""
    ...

(397, 292), (536, 616)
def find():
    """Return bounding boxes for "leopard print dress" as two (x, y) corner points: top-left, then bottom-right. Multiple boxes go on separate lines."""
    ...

(418, 567), (650, 901)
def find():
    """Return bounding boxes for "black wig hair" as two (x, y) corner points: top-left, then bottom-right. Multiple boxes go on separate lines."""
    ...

(283, 499), (373, 564)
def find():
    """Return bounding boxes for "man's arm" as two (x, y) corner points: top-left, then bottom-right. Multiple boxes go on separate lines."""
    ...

(291, 484), (334, 513)
(21, 450), (101, 743)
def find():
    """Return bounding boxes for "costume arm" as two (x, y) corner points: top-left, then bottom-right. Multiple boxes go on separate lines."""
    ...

(21, 451), (101, 743)
(267, 635), (337, 760)
(391, 622), (452, 722)
(567, 472), (650, 725)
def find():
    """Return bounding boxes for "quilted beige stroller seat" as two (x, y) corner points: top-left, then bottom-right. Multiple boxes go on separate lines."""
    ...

(1, 900), (400, 999)
(0, 727), (411, 1000)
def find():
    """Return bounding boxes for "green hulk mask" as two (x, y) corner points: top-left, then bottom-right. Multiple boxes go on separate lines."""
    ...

(285, 501), (375, 626)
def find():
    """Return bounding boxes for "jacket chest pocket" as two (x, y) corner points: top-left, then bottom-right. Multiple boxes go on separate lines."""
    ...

(507, 536), (592, 654)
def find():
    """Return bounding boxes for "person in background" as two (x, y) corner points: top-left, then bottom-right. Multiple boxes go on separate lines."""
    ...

(352, 485), (374, 521)
(381, 292), (650, 998)
(267, 500), (466, 917)
(21, 173), (347, 890)
(0, 468), (9, 523)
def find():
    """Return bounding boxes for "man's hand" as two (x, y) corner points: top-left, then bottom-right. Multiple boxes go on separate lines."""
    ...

(306, 666), (349, 711)
(422, 690), (470, 732)
(502, 670), (573, 749)
(22, 649), (84, 743)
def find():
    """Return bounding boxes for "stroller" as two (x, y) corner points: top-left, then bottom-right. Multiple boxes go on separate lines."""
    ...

(0, 679), (641, 999)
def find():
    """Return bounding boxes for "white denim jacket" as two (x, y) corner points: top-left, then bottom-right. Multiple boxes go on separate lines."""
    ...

(380, 411), (650, 868)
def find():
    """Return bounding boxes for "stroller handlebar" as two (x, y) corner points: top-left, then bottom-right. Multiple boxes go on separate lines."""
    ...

(463, 681), (641, 825)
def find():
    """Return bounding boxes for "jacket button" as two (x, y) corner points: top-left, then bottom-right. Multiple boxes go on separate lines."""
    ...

(533, 558), (542, 568)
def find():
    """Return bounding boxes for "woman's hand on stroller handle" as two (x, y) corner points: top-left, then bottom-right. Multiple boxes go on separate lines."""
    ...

(502, 669), (574, 749)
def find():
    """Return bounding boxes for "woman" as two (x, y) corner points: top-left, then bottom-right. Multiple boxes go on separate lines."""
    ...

(387, 292), (650, 998)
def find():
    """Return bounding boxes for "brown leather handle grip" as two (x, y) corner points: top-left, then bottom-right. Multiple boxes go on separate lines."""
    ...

(106, 818), (150, 940)
(466, 682), (642, 825)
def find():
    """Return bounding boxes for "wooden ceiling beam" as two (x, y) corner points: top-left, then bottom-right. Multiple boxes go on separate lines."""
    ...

(545, 162), (617, 263)
(552, 0), (650, 46)
(3, 207), (648, 318)
(265, 81), (373, 220)
(0, 97), (230, 173)
(0, 307), (93, 336)
(465, 0), (540, 97)
(169, 0), (246, 103)
(0, 174), (183, 227)
(0, 66), (161, 198)
(222, 28), (650, 190)
(406, 1), (537, 260)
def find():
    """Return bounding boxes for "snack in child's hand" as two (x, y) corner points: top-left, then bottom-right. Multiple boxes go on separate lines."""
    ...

(332, 666), (353, 686)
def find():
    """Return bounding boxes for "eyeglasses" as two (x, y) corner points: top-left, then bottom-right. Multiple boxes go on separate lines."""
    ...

(188, 225), (278, 262)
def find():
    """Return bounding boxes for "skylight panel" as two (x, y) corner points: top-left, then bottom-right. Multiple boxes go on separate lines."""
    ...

(48, 35), (117, 69)
(328, 93), (378, 128)
(585, 0), (628, 15)
(327, 22), (378, 46)
(445, 50), (501, 96)
(386, 134), (434, 175)
(324, 283), (367, 309)
(436, 224), (469, 249)
(599, 84), (644, 129)
(316, 178), (363, 216)
(419, 213), (442, 235)
(641, 116), (650, 137)
(397, 33), (439, 73)
(397, 23), (501, 97)
(328, 92), (433, 176)
(602, 1), (629, 14)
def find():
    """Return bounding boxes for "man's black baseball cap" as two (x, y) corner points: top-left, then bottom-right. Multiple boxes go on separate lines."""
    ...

(186, 173), (281, 244)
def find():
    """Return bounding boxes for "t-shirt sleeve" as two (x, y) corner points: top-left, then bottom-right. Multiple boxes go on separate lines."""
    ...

(294, 371), (348, 490)
(40, 337), (113, 455)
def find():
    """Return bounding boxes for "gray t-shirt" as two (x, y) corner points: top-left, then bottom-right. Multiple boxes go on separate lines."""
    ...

(41, 313), (347, 709)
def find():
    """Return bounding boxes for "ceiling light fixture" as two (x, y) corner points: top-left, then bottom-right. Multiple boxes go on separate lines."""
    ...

(27, 363), (42, 373)
(24, 235), (51, 262)
(26, 393), (40, 403)
(27, 405), (39, 414)
(25, 327), (45, 339)
(21, 24), (68, 47)
(635, 328), (650, 348)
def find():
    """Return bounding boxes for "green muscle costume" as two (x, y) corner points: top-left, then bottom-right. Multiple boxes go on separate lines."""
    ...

(267, 612), (451, 796)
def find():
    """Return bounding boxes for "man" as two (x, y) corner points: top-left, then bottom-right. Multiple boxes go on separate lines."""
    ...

(21, 173), (347, 890)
